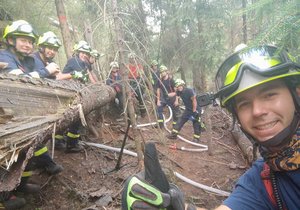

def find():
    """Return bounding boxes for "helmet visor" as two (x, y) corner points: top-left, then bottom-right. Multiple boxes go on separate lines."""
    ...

(215, 45), (299, 98)
(15, 24), (38, 38)
(46, 37), (61, 47)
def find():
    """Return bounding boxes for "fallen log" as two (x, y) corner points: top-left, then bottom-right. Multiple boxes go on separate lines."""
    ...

(230, 124), (253, 164)
(0, 74), (116, 192)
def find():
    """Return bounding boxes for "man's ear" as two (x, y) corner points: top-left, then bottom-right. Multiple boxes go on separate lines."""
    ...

(7, 37), (14, 45)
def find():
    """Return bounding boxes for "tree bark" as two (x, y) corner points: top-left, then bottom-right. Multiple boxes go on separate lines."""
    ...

(111, 0), (143, 166)
(0, 75), (116, 192)
(231, 124), (253, 164)
(55, 0), (73, 59)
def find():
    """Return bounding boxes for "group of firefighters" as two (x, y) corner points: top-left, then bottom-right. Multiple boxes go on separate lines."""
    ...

(2, 17), (297, 210)
(0, 19), (202, 209)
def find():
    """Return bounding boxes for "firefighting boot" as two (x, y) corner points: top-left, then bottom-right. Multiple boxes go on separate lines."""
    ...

(32, 147), (63, 175)
(1, 195), (26, 210)
(65, 132), (83, 153)
(54, 134), (66, 150)
(16, 182), (40, 194)
(45, 160), (63, 175)
(16, 172), (40, 194)
(192, 134), (200, 143)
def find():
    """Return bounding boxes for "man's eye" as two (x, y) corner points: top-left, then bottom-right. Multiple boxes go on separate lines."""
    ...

(236, 101), (250, 110)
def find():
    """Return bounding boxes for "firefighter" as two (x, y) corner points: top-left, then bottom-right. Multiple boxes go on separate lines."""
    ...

(106, 61), (123, 111)
(121, 44), (300, 210)
(127, 52), (146, 117)
(32, 31), (61, 79)
(0, 20), (63, 209)
(156, 65), (180, 129)
(166, 79), (202, 142)
(57, 40), (94, 152)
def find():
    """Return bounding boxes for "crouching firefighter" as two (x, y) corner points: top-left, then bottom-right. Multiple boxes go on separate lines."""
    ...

(54, 40), (94, 152)
(0, 19), (63, 208)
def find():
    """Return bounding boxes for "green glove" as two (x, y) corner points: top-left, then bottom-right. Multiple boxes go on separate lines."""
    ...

(122, 175), (185, 210)
(122, 143), (186, 210)
(71, 71), (88, 82)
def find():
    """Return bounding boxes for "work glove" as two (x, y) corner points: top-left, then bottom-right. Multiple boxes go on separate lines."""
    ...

(71, 71), (88, 82)
(189, 111), (201, 122)
(122, 175), (185, 210)
(46, 62), (60, 75)
(9, 69), (24, 75)
(122, 143), (196, 210)
(28, 71), (40, 78)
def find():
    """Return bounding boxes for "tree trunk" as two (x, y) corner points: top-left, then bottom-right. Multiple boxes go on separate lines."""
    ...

(55, 0), (73, 59)
(0, 76), (116, 192)
(242, 0), (247, 43)
(231, 124), (254, 164)
(111, 0), (143, 166)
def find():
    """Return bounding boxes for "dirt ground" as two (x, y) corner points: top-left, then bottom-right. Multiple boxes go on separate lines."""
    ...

(19, 105), (249, 210)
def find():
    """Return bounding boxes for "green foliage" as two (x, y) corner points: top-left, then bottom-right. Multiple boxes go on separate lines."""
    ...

(0, 0), (299, 84)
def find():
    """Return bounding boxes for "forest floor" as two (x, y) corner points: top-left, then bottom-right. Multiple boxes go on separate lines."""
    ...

(19, 105), (249, 210)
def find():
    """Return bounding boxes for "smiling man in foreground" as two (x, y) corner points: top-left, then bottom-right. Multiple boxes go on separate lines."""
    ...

(121, 44), (300, 210)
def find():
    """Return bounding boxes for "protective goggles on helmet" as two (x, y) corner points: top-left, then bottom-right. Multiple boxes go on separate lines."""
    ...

(44, 37), (61, 47)
(11, 24), (38, 39)
(215, 45), (300, 102)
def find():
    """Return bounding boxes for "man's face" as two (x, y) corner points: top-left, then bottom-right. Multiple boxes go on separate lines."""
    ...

(43, 46), (58, 60)
(111, 67), (119, 75)
(161, 71), (167, 78)
(89, 56), (96, 64)
(152, 65), (158, 70)
(79, 51), (90, 63)
(10, 36), (34, 55)
(176, 85), (184, 92)
(234, 79), (296, 142)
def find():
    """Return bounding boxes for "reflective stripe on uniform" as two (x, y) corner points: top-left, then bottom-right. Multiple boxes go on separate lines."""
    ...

(55, 134), (64, 140)
(193, 134), (200, 139)
(157, 119), (164, 123)
(34, 146), (48, 156)
(172, 122), (177, 125)
(22, 171), (33, 177)
(67, 132), (80, 139)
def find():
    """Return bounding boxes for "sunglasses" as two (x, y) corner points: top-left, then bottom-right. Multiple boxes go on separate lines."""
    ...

(215, 45), (300, 98)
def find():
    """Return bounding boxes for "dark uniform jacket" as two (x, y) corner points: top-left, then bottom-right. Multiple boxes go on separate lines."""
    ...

(32, 51), (53, 78)
(0, 49), (36, 75)
(63, 55), (90, 74)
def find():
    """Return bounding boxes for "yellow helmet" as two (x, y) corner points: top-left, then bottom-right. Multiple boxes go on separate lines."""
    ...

(150, 60), (158, 66)
(90, 49), (100, 58)
(3, 20), (38, 42)
(175, 78), (185, 87)
(128, 52), (136, 59)
(73, 40), (91, 53)
(215, 45), (300, 107)
(38, 31), (61, 48)
(159, 65), (168, 73)
(110, 61), (119, 68)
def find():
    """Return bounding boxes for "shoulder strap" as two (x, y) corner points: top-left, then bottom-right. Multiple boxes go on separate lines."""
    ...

(261, 163), (286, 210)
(261, 163), (277, 207)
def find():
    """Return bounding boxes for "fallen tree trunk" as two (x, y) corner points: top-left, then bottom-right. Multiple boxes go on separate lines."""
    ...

(231, 124), (253, 164)
(0, 74), (115, 192)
